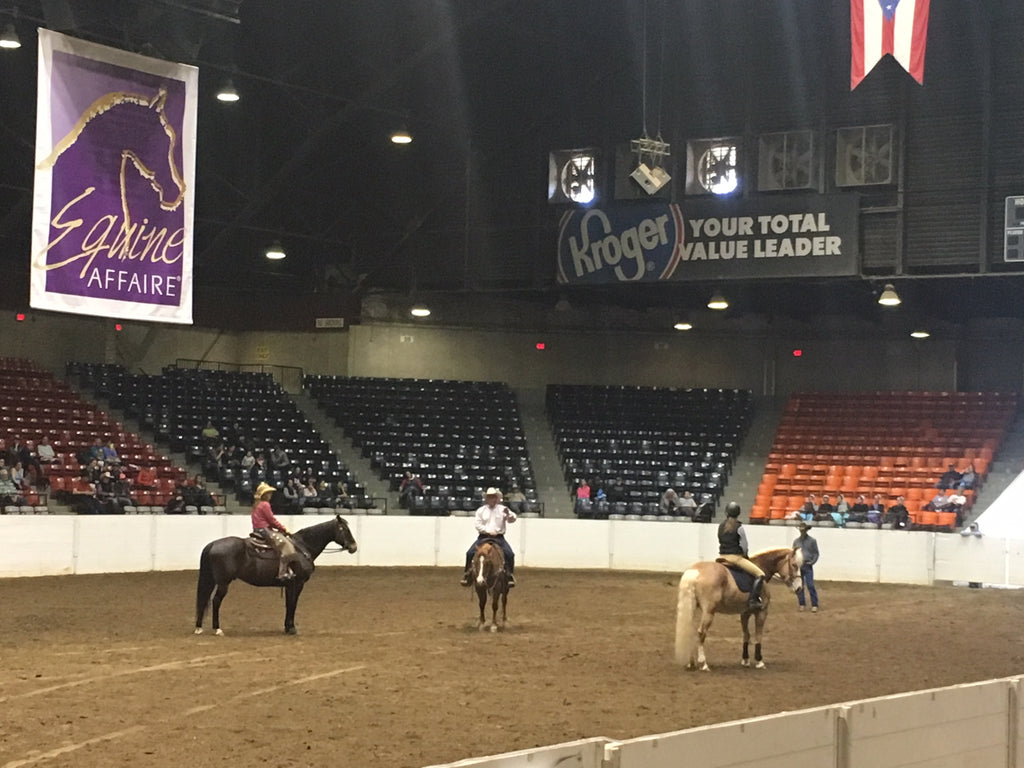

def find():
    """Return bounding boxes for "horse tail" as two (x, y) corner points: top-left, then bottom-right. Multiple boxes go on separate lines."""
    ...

(674, 569), (699, 666)
(195, 542), (216, 628)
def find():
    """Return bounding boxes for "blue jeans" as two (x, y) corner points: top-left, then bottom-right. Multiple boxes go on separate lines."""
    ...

(796, 564), (817, 607)
(465, 534), (514, 573)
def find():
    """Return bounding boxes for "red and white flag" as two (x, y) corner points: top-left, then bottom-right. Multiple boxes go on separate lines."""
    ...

(850, 0), (931, 90)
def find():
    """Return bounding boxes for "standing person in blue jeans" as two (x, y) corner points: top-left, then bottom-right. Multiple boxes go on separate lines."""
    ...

(793, 522), (820, 612)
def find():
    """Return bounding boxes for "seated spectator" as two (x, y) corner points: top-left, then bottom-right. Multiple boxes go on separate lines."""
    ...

(301, 479), (320, 508)
(867, 493), (886, 526)
(848, 494), (870, 524)
(834, 493), (850, 517)
(796, 494), (818, 521)
(36, 435), (57, 464)
(249, 454), (268, 485)
(813, 494), (836, 523)
(399, 471), (424, 508)
(317, 480), (335, 508)
(660, 488), (684, 516)
(928, 488), (952, 511)
(184, 473), (215, 508)
(957, 464), (977, 491)
(948, 493), (968, 526)
(270, 445), (291, 470)
(574, 479), (591, 514)
(335, 480), (351, 507)
(10, 461), (26, 490)
(240, 450), (256, 470)
(0, 469), (25, 507)
(606, 476), (627, 504)
(884, 496), (911, 529)
(506, 485), (526, 504)
(677, 490), (698, 518)
(102, 438), (120, 465)
(88, 437), (106, 463)
(200, 420), (220, 445)
(282, 477), (302, 513)
(937, 464), (961, 490)
(83, 458), (103, 484)
(164, 493), (187, 515)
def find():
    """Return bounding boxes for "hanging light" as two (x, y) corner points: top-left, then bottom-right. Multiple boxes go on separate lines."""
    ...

(910, 329), (930, 339)
(216, 78), (240, 102)
(264, 241), (286, 260)
(410, 304), (431, 318)
(0, 22), (21, 50)
(877, 283), (901, 306)
(390, 127), (412, 145)
(673, 320), (693, 331)
(707, 291), (729, 310)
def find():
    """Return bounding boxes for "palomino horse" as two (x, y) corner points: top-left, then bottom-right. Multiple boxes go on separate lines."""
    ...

(472, 540), (509, 632)
(194, 515), (357, 636)
(675, 547), (803, 671)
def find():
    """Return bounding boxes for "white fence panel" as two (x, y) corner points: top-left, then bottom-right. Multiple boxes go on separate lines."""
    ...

(421, 737), (609, 768)
(75, 515), (155, 574)
(1008, 539), (1024, 588)
(153, 515), (234, 571)
(878, 531), (933, 584)
(353, 515), (439, 566)
(934, 533), (1009, 585)
(521, 519), (612, 569)
(609, 707), (837, 768)
(842, 679), (1012, 768)
(0, 516), (74, 576)
(609, 520), (692, 572)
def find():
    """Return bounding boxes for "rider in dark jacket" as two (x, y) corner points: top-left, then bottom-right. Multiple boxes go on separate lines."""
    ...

(717, 502), (767, 610)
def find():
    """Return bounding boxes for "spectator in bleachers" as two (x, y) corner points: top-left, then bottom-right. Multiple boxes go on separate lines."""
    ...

(10, 461), (26, 489)
(88, 437), (106, 463)
(677, 490), (698, 518)
(607, 476), (627, 504)
(83, 458), (103, 484)
(399, 471), (423, 508)
(185, 474), (215, 508)
(102, 438), (120, 466)
(660, 488), (684, 516)
(317, 480), (335, 508)
(301, 479), (320, 509)
(813, 494), (836, 523)
(505, 485), (526, 512)
(796, 494), (818, 521)
(884, 496), (911, 529)
(36, 435), (56, 464)
(282, 477), (302, 513)
(947, 493), (967, 526)
(0, 468), (24, 507)
(334, 480), (350, 507)
(249, 454), (268, 487)
(163, 492), (187, 515)
(7, 436), (30, 468)
(848, 494), (870, 524)
(957, 464), (977, 491)
(937, 464), (962, 489)
(240, 449), (256, 471)
(867, 494), (886, 526)
(573, 479), (591, 513)
(834, 493), (850, 517)
(201, 420), (220, 444)
(270, 445), (291, 471)
(928, 488), (952, 512)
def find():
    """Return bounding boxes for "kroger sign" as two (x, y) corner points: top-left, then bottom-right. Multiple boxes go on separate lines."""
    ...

(557, 205), (684, 284)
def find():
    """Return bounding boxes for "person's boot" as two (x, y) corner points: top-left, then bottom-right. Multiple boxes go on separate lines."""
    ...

(747, 576), (765, 610)
(507, 570), (516, 588)
(460, 569), (472, 586)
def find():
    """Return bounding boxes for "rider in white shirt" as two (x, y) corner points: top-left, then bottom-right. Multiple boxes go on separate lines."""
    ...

(460, 487), (517, 587)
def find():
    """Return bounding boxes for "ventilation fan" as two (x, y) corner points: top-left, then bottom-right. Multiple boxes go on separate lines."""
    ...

(836, 125), (895, 187)
(758, 130), (816, 191)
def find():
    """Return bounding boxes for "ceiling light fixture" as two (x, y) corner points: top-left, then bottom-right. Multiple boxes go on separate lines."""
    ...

(910, 330), (930, 339)
(390, 127), (412, 145)
(410, 304), (431, 318)
(673, 320), (693, 331)
(216, 78), (240, 102)
(707, 292), (729, 310)
(264, 241), (286, 260)
(877, 283), (901, 307)
(0, 22), (21, 50)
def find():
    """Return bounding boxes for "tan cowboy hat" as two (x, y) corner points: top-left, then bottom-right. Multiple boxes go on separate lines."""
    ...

(484, 487), (503, 498)
(255, 481), (276, 499)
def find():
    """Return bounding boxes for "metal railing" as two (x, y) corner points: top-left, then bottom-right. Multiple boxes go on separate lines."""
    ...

(174, 359), (304, 393)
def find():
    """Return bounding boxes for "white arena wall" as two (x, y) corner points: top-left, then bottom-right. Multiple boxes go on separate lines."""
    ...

(1, 514), (1022, 586)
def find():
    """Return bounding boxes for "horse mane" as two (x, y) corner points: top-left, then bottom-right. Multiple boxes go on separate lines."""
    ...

(750, 547), (796, 574)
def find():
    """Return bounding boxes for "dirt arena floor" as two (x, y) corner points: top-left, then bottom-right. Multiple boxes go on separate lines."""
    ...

(2, 567), (1024, 768)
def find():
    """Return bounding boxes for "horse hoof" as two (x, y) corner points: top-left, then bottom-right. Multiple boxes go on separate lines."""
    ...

(214, 629), (224, 637)
(741, 659), (750, 667)
(193, 628), (203, 635)
(756, 661), (766, 669)
(700, 664), (710, 672)
(284, 627), (297, 635)
(489, 625), (498, 634)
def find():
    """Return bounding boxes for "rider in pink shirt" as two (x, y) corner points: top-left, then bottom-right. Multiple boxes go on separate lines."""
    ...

(251, 482), (298, 580)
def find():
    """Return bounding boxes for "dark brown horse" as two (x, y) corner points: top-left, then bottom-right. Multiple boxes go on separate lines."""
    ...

(675, 547), (803, 671)
(194, 515), (357, 636)
(472, 540), (508, 632)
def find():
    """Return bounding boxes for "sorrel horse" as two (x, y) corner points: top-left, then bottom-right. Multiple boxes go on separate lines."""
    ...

(472, 540), (508, 632)
(194, 515), (357, 636)
(674, 547), (803, 671)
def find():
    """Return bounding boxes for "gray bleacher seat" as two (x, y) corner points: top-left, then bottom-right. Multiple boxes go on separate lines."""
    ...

(122, 506), (138, 514)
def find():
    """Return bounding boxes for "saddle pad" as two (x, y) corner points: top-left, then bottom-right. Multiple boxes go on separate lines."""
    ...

(716, 561), (754, 594)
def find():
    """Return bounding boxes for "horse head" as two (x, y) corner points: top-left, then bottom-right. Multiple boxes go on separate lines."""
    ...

(333, 515), (358, 554)
(777, 547), (803, 593)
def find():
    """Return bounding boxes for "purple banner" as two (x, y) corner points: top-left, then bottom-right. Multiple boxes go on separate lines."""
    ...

(32, 31), (197, 324)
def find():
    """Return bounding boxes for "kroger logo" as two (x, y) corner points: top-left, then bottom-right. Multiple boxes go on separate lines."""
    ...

(557, 205), (683, 284)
